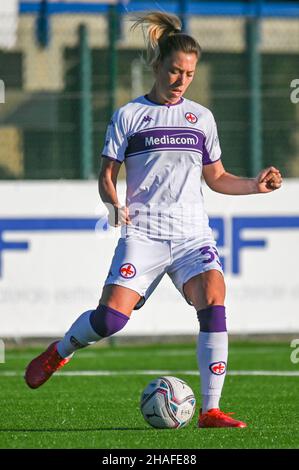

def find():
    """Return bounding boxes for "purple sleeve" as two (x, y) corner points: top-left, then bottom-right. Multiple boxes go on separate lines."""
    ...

(202, 112), (222, 165)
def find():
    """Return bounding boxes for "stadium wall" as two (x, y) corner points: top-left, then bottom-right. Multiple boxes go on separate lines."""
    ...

(0, 179), (299, 337)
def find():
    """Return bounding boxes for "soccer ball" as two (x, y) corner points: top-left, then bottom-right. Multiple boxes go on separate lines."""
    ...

(140, 376), (196, 429)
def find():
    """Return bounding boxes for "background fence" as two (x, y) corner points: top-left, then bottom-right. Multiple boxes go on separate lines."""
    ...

(0, 0), (298, 181)
(0, 1), (299, 338)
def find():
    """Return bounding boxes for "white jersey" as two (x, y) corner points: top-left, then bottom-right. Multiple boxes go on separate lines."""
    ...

(102, 95), (221, 240)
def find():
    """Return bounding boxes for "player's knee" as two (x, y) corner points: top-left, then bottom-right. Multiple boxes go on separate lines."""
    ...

(202, 292), (224, 309)
(90, 304), (130, 338)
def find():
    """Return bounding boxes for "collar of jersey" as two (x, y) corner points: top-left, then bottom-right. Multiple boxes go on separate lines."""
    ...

(143, 94), (184, 107)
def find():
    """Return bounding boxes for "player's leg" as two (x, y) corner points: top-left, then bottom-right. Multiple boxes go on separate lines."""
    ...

(99, 284), (140, 315)
(183, 270), (227, 411)
(183, 269), (225, 311)
(183, 270), (246, 428)
(24, 284), (140, 389)
(169, 240), (246, 427)
(55, 284), (141, 359)
(25, 234), (170, 389)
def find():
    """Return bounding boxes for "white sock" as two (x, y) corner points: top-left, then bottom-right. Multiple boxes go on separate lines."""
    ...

(56, 310), (102, 358)
(197, 331), (228, 412)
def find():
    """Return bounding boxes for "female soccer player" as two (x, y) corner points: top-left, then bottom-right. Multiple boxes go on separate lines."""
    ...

(25, 12), (282, 428)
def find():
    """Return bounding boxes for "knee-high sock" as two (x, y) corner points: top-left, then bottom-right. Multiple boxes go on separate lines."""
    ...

(197, 305), (228, 412)
(56, 305), (129, 358)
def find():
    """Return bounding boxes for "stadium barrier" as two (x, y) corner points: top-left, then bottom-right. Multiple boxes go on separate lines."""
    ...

(0, 179), (298, 337)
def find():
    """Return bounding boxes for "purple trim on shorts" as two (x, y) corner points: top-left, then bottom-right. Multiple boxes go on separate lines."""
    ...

(90, 304), (129, 337)
(102, 154), (123, 164)
(197, 305), (227, 332)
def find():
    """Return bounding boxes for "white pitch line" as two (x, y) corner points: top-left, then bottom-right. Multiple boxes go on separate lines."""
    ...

(1, 370), (299, 377)
(4, 351), (194, 360)
(4, 347), (284, 360)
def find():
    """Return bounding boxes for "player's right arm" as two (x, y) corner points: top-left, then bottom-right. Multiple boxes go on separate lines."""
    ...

(98, 158), (131, 226)
(99, 105), (131, 226)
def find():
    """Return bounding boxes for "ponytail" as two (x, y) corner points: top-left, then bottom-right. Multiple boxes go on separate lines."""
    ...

(131, 11), (201, 68)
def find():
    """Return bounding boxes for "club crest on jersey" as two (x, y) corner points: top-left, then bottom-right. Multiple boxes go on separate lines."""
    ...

(209, 361), (226, 375)
(185, 112), (198, 124)
(119, 263), (136, 279)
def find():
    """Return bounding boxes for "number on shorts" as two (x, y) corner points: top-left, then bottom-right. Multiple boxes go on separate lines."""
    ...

(199, 245), (222, 266)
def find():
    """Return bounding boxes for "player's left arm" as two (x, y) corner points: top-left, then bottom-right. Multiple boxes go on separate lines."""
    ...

(202, 160), (282, 195)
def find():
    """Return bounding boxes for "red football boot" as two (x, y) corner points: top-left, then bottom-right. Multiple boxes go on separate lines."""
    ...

(25, 341), (71, 389)
(198, 408), (247, 428)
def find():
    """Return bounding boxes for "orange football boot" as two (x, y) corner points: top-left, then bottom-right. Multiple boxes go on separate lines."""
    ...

(25, 341), (71, 389)
(198, 408), (247, 428)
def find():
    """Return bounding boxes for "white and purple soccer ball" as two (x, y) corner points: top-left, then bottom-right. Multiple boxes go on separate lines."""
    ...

(140, 376), (196, 429)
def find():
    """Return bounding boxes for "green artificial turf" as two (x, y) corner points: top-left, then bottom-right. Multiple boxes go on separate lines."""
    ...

(0, 342), (298, 449)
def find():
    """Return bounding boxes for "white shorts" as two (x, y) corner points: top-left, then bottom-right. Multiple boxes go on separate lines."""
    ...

(104, 233), (223, 309)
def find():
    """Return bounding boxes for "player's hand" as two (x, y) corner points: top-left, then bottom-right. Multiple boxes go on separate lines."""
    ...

(255, 166), (282, 193)
(107, 205), (132, 226)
